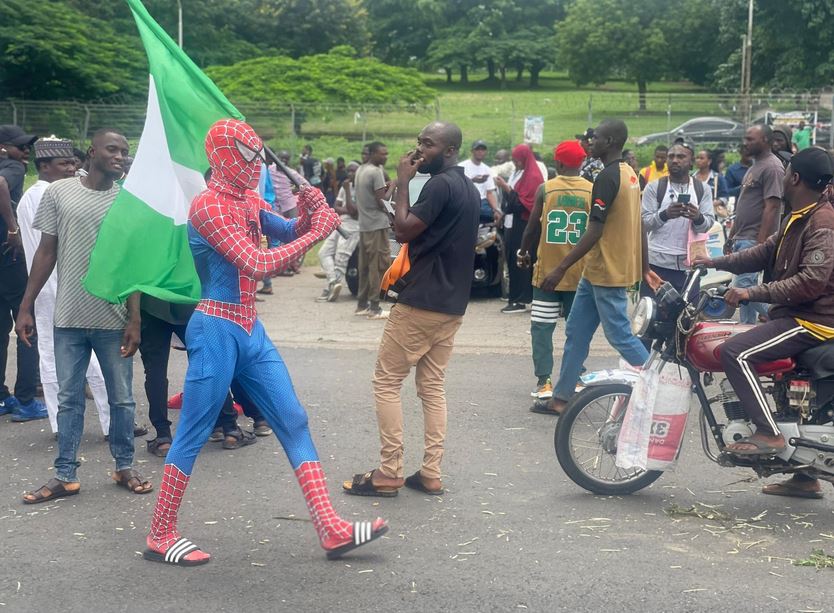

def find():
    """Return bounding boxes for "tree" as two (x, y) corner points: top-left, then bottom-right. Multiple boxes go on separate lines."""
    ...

(0, 0), (146, 100)
(205, 46), (435, 104)
(556, 0), (672, 109)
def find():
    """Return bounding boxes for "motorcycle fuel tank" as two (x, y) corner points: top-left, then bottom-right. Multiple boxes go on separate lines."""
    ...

(686, 321), (795, 374)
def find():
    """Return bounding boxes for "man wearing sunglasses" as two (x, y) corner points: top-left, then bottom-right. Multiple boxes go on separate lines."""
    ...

(0, 125), (44, 420)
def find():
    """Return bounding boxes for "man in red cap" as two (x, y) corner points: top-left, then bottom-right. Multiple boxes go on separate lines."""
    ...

(518, 140), (592, 403)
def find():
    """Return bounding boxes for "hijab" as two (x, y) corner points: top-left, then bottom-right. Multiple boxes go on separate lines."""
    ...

(511, 144), (544, 212)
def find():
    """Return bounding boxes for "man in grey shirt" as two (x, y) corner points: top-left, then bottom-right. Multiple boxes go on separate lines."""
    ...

(641, 144), (715, 299)
(728, 125), (785, 323)
(16, 129), (152, 504)
(354, 141), (390, 319)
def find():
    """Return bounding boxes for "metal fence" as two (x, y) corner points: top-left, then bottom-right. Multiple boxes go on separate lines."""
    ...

(2, 92), (831, 154)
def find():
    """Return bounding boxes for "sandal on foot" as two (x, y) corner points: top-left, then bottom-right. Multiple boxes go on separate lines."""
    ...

(725, 436), (786, 457)
(762, 479), (824, 499)
(253, 420), (273, 437)
(222, 428), (257, 450)
(325, 520), (389, 560)
(22, 478), (80, 505)
(112, 469), (154, 494)
(208, 427), (223, 443)
(529, 399), (561, 416)
(133, 423), (149, 437)
(147, 437), (172, 458)
(404, 471), (444, 496)
(342, 470), (399, 497)
(143, 538), (211, 567)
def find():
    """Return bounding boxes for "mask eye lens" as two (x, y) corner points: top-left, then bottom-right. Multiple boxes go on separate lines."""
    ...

(234, 138), (259, 163)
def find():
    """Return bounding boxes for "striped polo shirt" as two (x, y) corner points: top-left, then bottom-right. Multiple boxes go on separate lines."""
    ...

(34, 177), (128, 329)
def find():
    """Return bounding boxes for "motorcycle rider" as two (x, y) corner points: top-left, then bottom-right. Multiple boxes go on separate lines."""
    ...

(694, 148), (834, 472)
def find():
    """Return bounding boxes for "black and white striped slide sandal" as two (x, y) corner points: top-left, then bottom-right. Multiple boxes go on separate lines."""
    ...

(325, 521), (388, 560)
(143, 538), (210, 567)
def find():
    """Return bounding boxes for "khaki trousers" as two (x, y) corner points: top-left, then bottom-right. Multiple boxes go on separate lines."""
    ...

(357, 228), (390, 308)
(373, 303), (463, 480)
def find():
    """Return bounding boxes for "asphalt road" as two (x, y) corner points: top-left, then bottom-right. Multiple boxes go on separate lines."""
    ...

(1, 273), (832, 612)
(2, 341), (834, 613)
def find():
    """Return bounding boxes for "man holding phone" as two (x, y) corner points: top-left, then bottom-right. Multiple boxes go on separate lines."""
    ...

(641, 143), (715, 299)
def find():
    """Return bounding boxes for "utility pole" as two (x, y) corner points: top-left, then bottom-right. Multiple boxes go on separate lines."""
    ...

(177, 0), (183, 48)
(742, 0), (754, 125)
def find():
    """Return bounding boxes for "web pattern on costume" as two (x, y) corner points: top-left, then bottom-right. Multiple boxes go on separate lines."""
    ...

(188, 120), (338, 333)
(146, 119), (365, 560)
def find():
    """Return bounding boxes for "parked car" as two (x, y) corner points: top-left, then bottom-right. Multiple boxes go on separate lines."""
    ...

(636, 117), (745, 147)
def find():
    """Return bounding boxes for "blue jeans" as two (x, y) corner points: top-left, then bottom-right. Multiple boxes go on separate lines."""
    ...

(553, 278), (649, 401)
(53, 327), (135, 482)
(731, 239), (768, 324)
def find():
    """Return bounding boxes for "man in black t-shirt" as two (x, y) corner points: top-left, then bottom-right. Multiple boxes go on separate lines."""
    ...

(342, 121), (479, 498)
(0, 125), (41, 417)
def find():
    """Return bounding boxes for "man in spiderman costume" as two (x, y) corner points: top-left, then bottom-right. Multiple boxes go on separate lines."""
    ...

(144, 119), (387, 566)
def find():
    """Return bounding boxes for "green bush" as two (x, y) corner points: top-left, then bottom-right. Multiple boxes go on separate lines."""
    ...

(206, 47), (435, 105)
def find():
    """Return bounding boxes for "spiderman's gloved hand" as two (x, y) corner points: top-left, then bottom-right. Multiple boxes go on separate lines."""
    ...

(310, 206), (341, 240)
(295, 187), (327, 235)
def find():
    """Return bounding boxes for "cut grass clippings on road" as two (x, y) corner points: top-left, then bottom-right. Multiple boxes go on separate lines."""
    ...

(793, 549), (834, 570)
(664, 503), (734, 523)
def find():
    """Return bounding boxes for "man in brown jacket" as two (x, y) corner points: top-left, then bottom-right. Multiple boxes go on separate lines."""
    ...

(695, 147), (834, 465)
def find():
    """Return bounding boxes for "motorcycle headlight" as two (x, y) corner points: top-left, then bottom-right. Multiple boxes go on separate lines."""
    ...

(631, 296), (656, 338)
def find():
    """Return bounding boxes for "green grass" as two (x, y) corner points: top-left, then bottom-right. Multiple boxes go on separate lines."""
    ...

(262, 73), (742, 169)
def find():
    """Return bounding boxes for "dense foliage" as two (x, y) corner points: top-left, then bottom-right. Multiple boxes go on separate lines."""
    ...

(1, 0), (832, 102)
(205, 47), (435, 104)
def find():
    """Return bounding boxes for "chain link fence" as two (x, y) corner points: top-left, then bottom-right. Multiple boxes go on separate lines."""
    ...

(2, 91), (831, 156)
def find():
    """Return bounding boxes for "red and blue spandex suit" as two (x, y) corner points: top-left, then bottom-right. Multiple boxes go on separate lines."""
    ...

(145, 119), (387, 566)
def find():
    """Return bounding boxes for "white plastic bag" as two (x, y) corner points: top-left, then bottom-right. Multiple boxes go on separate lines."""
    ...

(616, 362), (691, 471)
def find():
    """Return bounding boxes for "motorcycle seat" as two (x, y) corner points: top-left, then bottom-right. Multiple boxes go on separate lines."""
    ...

(796, 338), (834, 379)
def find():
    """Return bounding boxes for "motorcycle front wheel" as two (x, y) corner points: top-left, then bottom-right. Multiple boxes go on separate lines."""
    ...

(555, 383), (663, 495)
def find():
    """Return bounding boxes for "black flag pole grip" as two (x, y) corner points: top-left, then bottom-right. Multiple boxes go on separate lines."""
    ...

(263, 145), (348, 239)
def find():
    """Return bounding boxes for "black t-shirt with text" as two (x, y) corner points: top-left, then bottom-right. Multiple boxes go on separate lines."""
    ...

(398, 165), (480, 316)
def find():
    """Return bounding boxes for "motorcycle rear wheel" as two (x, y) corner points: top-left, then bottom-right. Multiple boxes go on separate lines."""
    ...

(555, 384), (663, 495)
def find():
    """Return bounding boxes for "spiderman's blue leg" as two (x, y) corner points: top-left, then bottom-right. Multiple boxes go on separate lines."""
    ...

(146, 313), (238, 563)
(234, 320), (386, 552)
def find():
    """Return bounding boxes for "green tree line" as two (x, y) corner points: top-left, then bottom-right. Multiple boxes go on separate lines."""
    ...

(2, 0), (832, 103)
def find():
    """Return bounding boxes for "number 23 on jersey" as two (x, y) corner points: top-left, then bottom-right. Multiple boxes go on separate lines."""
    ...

(546, 209), (588, 245)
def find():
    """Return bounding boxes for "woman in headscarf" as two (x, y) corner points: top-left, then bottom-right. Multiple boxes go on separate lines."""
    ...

(495, 143), (544, 313)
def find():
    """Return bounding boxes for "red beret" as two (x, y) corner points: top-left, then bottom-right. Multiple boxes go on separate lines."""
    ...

(554, 140), (586, 169)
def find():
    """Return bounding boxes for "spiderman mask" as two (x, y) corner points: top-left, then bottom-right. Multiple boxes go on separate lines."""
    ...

(205, 119), (265, 192)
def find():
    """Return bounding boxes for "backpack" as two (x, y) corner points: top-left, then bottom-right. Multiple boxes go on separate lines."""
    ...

(655, 176), (705, 209)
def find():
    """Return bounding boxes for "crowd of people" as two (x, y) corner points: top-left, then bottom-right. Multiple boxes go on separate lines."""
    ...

(2, 110), (834, 563)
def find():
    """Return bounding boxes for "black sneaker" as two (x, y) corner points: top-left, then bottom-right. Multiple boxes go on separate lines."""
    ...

(501, 303), (526, 314)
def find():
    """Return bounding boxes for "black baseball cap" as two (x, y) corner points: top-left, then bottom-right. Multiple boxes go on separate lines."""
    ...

(782, 147), (834, 189)
(575, 128), (594, 141)
(0, 125), (37, 147)
(471, 139), (488, 150)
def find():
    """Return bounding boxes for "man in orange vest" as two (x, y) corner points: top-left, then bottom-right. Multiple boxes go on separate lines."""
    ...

(640, 145), (669, 184)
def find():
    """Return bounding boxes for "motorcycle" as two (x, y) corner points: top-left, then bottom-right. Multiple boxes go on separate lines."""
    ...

(346, 223), (507, 298)
(472, 223), (508, 297)
(555, 266), (834, 495)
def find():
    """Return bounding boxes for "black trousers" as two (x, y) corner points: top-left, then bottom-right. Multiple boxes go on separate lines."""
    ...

(0, 258), (39, 403)
(505, 216), (533, 305)
(139, 311), (243, 439)
(720, 318), (821, 436)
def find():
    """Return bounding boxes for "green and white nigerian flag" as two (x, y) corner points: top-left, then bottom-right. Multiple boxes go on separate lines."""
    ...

(84, 0), (243, 304)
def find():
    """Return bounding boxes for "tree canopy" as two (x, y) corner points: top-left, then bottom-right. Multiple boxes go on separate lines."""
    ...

(205, 47), (435, 104)
(2, 0), (833, 103)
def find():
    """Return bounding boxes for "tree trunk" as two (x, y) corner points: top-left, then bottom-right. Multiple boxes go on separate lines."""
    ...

(460, 64), (468, 83)
(499, 65), (507, 89)
(487, 58), (496, 81)
(638, 79), (647, 111)
(529, 61), (543, 88)
(515, 64), (524, 82)
(444, 67), (452, 83)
